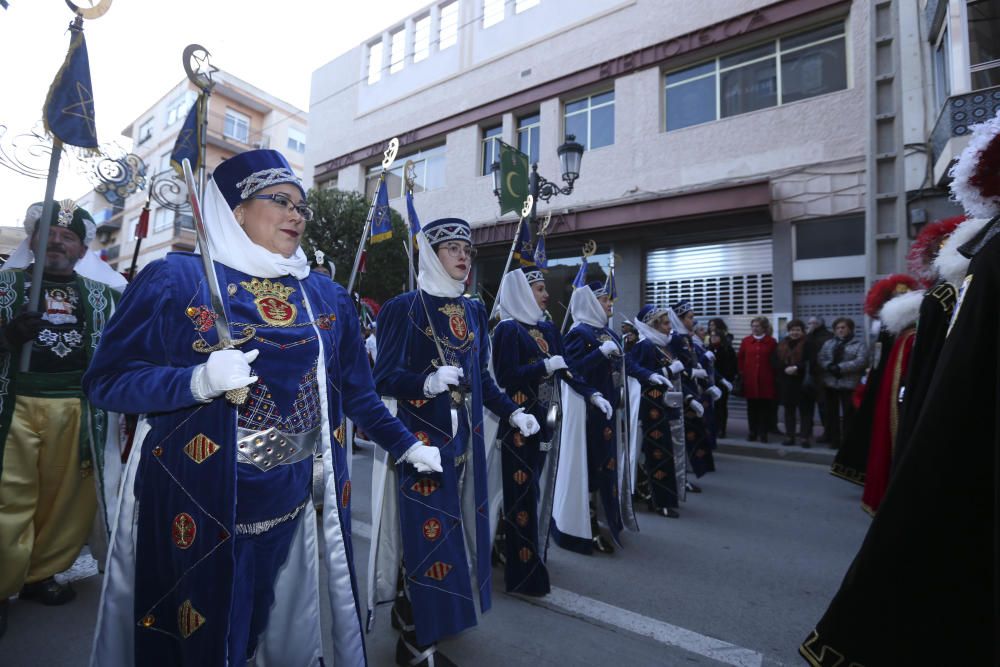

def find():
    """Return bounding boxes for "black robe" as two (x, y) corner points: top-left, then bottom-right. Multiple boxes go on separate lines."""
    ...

(800, 216), (1000, 666)
(891, 281), (957, 470)
(829, 329), (894, 486)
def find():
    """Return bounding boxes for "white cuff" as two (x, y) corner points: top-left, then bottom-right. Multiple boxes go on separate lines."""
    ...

(398, 442), (423, 463)
(189, 364), (213, 403)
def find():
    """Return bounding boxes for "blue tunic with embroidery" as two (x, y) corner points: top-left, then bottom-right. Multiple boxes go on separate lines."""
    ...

(83, 253), (415, 666)
(373, 290), (517, 647)
(490, 319), (596, 593)
(668, 332), (716, 477)
(558, 323), (649, 551)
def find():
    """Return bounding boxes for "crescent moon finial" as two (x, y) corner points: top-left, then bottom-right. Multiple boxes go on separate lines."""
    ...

(520, 195), (534, 219)
(382, 138), (400, 170)
(582, 239), (597, 258)
(183, 44), (218, 92)
(65, 0), (113, 19)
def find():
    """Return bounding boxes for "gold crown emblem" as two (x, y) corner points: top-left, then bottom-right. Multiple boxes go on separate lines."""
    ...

(239, 278), (295, 302)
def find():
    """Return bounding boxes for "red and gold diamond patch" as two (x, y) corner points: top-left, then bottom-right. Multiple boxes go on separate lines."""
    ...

(411, 478), (440, 497)
(606, 458), (616, 471)
(649, 429), (663, 439)
(513, 432), (525, 447)
(422, 518), (442, 541)
(409, 399), (429, 408)
(415, 431), (432, 446)
(342, 481), (351, 508)
(653, 470), (668, 480)
(172, 513), (196, 550)
(183, 434), (219, 464)
(425, 561), (453, 581)
(519, 547), (533, 563)
(177, 599), (205, 638)
(603, 426), (613, 441)
(516, 510), (529, 527)
(652, 449), (665, 460)
(650, 389), (663, 399)
(649, 408), (661, 420)
(334, 423), (346, 446)
(512, 391), (528, 405)
(513, 470), (528, 485)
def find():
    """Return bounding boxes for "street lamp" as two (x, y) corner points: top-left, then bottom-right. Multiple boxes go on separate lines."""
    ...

(492, 134), (585, 226)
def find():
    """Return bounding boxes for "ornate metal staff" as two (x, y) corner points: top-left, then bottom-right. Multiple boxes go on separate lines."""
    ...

(404, 159), (416, 292)
(182, 44), (217, 197)
(346, 137), (398, 294)
(559, 239), (597, 336)
(489, 195), (533, 320)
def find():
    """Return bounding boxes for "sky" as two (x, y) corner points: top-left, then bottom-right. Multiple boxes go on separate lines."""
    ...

(0, 0), (430, 227)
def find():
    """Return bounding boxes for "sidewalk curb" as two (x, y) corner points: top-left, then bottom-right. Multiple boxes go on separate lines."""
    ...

(716, 438), (836, 466)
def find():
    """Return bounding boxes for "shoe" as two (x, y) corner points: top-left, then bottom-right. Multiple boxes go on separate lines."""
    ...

(747, 433), (758, 442)
(390, 597), (415, 633)
(685, 481), (702, 494)
(0, 599), (7, 639)
(760, 434), (769, 444)
(656, 507), (680, 519)
(396, 637), (457, 667)
(781, 438), (795, 446)
(591, 534), (615, 554)
(19, 578), (75, 606)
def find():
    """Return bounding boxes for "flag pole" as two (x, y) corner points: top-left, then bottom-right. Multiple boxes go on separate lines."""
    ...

(347, 137), (398, 295)
(490, 195), (532, 319)
(404, 160), (416, 292)
(127, 193), (151, 279)
(19, 139), (64, 372)
(197, 91), (210, 197)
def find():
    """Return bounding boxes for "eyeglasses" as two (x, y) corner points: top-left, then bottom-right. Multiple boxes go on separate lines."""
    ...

(251, 193), (314, 222)
(439, 242), (477, 259)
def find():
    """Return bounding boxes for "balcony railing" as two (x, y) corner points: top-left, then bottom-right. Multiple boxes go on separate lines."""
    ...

(929, 85), (1000, 164)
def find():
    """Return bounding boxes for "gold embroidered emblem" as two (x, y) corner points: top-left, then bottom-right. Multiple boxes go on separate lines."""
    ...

(423, 518), (442, 541)
(177, 600), (205, 638)
(342, 481), (351, 508)
(334, 422), (345, 446)
(240, 278), (298, 326)
(649, 389), (663, 399)
(528, 328), (549, 354)
(409, 399), (429, 408)
(140, 614), (155, 628)
(183, 434), (219, 464)
(512, 391), (528, 405)
(172, 513), (196, 549)
(411, 478), (439, 496)
(425, 561), (453, 581)
(438, 303), (468, 340)
(415, 431), (432, 446)
(513, 470), (528, 485)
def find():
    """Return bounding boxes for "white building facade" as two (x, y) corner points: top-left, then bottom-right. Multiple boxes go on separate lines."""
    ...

(307, 0), (994, 335)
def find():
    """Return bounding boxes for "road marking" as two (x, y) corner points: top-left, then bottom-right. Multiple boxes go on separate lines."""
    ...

(351, 520), (765, 667)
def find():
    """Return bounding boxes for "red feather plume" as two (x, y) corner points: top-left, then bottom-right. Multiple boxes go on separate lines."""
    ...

(970, 132), (1000, 200)
(906, 215), (965, 286)
(864, 274), (918, 318)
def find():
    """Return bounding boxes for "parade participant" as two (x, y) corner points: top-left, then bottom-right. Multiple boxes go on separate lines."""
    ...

(892, 215), (979, 469)
(490, 266), (610, 594)
(804, 317), (833, 443)
(801, 111), (1000, 667)
(669, 301), (718, 485)
(706, 320), (736, 439)
(628, 305), (686, 518)
(859, 284), (923, 514)
(0, 201), (119, 639)
(736, 317), (777, 443)
(309, 248), (334, 279)
(84, 149), (425, 666)
(553, 277), (647, 553)
(368, 217), (538, 667)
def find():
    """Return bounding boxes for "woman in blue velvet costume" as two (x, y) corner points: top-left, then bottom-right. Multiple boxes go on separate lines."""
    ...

(368, 217), (540, 667)
(84, 149), (428, 666)
(490, 266), (611, 595)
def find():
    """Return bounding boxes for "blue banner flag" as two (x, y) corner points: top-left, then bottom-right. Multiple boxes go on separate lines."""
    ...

(170, 95), (204, 176)
(370, 178), (392, 244)
(511, 218), (534, 267)
(533, 233), (547, 269)
(573, 256), (588, 288)
(405, 189), (421, 236)
(43, 28), (98, 149)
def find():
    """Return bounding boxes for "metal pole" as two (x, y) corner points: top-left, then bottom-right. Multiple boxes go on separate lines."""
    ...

(19, 139), (64, 372)
(346, 172), (384, 295)
(529, 163), (539, 231)
(198, 91), (210, 198)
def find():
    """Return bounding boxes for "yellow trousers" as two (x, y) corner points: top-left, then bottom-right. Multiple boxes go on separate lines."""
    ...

(0, 395), (95, 597)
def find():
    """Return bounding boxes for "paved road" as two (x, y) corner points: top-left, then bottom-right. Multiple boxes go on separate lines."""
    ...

(1, 449), (870, 666)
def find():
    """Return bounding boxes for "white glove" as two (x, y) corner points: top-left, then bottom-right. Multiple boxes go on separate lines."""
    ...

(599, 340), (620, 358)
(424, 366), (463, 397)
(589, 393), (613, 419)
(687, 398), (705, 417)
(401, 442), (443, 473)
(190, 348), (259, 402)
(691, 367), (708, 380)
(784, 366), (797, 376)
(648, 373), (669, 386)
(669, 359), (685, 375)
(544, 355), (568, 374)
(720, 378), (733, 392)
(664, 391), (684, 408)
(704, 351), (716, 361)
(706, 386), (723, 401)
(509, 408), (540, 436)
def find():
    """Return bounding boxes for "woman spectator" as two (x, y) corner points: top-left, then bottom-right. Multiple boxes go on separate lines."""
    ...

(707, 326), (737, 439)
(773, 319), (811, 447)
(817, 317), (868, 449)
(737, 317), (777, 442)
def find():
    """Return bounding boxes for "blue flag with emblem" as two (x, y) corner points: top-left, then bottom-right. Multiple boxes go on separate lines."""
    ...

(572, 255), (588, 289)
(405, 189), (421, 237)
(170, 94), (204, 176)
(43, 26), (98, 149)
(370, 178), (392, 244)
(511, 218), (534, 267)
(533, 233), (547, 269)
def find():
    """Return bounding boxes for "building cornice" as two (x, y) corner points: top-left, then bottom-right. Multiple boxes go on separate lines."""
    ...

(314, 0), (850, 180)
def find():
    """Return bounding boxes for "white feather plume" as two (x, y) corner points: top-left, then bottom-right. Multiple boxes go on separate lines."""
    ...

(949, 110), (1000, 218)
(933, 216), (991, 287)
(878, 289), (924, 335)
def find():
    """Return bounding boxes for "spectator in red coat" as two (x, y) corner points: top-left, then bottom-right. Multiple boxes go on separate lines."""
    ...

(738, 316), (777, 442)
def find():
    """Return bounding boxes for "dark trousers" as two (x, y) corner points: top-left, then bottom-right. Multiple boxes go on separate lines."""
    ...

(798, 390), (817, 440)
(824, 389), (855, 447)
(783, 403), (814, 441)
(746, 399), (772, 439)
(715, 392), (730, 437)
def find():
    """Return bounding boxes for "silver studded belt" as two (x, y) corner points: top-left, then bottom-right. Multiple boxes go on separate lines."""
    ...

(237, 426), (319, 472)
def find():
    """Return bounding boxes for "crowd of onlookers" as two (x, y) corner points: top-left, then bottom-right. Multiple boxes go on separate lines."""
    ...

(698, 316), (867, 448)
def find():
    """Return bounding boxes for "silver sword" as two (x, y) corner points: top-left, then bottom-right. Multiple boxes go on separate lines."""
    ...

(182, 158), (251, 405)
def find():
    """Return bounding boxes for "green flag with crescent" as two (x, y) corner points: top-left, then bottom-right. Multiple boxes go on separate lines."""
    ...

(498, 140), (529, 215)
